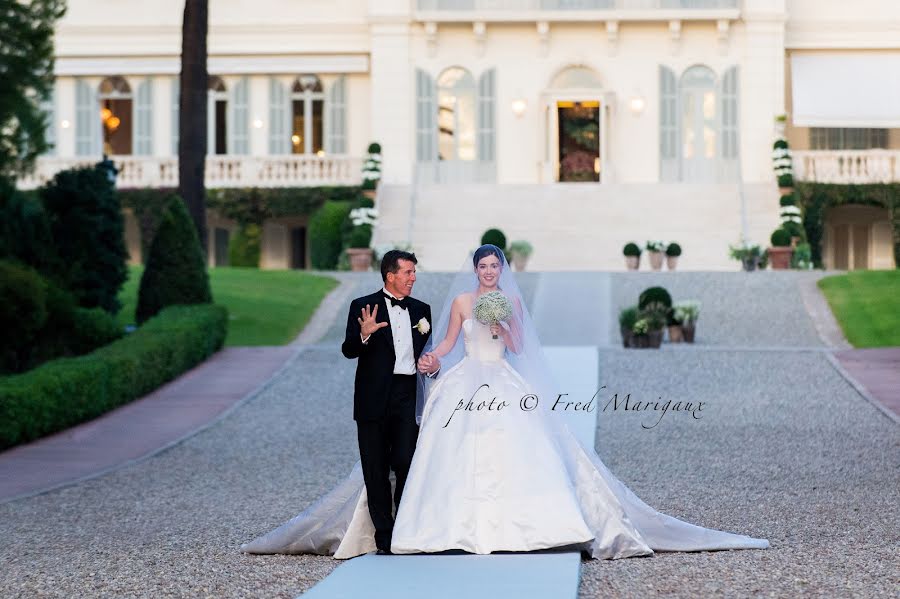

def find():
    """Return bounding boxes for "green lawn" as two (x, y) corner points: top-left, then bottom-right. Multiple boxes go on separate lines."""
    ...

(818, 270), (900, 348)
(117, 266), (339, 346)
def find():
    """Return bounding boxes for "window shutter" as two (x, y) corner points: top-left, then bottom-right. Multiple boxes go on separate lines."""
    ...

(134, 78), (154, 155)
(229, 76), (250, 155)
(268, 77), (289, 154)
(326, 75), (347, 154)
(43, 87), (56, 155)
(415, 69), (437, 163)
(659, 65), (679, 182)
(171, 77), (180, 155)
(75, 79), (100, 156)
(720, 66), (739, 160)
(477, 68), (496, 162)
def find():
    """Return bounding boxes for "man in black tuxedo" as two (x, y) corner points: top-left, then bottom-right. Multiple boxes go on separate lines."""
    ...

(341, 250), (439, 554)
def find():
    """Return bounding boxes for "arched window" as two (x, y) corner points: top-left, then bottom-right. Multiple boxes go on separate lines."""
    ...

(437, 67), (476, 161)
(98, 76), (132, 155)
(291, 75), (324, 154)
(679, 65), (717, 183)
(208, 76), (227, 155)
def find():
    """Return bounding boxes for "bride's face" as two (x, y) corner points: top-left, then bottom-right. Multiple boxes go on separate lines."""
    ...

(475, 254), (502, 288)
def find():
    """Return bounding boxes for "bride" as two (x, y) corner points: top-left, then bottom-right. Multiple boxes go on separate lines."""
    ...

(241, 244), (769, 559)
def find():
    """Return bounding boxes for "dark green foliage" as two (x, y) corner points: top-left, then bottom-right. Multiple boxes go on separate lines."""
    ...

(777, 173), (794, 188)
(780, 193), (797, 207)
(309, 200), (353, 269)
(623, 242), (641, 256)
(665, 242), (682, 257)
(228, 224), (261, 267)
(0, 304), (227, 450)
(136, 195), (212, 324)
(618, 306), (639, 329)
(781, 220), (805, 239)
(481, 228), (507, 251)
(0, 0), (66, 182)
(39, 164), (128, 313)
(773, 139), (788, 150)
(770, 228), (792, 247)
(795, 182), (900, 269)
(638, 286), (672, 310)
(0, 183), (57, 275)
(367, 142), (382, 154)
(0, 260), (122, 374)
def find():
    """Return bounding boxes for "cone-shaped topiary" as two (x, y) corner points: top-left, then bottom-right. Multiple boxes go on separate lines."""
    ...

(136, 195), (212, 324)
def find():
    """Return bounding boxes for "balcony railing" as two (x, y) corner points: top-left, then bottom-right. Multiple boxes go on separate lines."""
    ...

(793, 150), (900, 184)
(416, 0), (739, 11)
(17, 155), (364, 190)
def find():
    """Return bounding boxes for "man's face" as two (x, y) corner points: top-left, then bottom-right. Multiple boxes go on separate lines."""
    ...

(386, 259), (416, 298)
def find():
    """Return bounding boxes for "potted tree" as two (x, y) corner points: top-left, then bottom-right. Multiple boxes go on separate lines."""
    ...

(623, 242), (641, 270)
(619, 306), (639, 348)
(665, 242), (681, 270)
(361, 142), (382, 200)
(673, 300), (700, 343)
(768, 228), (793, 270)
(645, 240), (665, 271)
(509, 240), (533, 271)
(344, 204), (378, 271)
(773, 138), (794, 195)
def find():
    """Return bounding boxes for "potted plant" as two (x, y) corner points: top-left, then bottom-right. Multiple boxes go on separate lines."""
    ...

(673, 300), (700, 343)
(623, 242), (641, 270)
(768, 228), (793, 270)
(645, 240), (665, 271)
(361, 142), (382, 199)
(640, 304), (667, 348)
(665, 242), (681, 270)
(509, 240), (533, 271)
(729, 243), (762, 272)
(772, 138), (794, 194)
(791, 242), (812, 270)
(345, 205), (378, 271)
(619, 306), (639, 348)
(631, 318), (650, 348)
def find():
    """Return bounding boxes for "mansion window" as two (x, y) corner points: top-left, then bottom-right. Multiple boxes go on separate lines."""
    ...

(809, 128), (888, 150)
(292, 75), (324, 155)
(208, 76), (228, 155)
(268, 74), (346, 155)
(98, 76), (133, 155)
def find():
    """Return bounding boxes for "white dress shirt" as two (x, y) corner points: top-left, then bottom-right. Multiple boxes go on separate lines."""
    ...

(361, 287), (416, 375)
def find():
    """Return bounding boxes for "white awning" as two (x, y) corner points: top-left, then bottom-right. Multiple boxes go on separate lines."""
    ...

(791, 53), (900, 128)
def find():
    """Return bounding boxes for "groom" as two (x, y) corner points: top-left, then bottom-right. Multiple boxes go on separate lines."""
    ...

(341, 250), (440, 554)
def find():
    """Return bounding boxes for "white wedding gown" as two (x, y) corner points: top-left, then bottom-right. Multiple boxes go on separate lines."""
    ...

(242, 319), (769, 559)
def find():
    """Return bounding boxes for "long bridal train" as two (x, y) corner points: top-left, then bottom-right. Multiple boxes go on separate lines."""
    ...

(241, 319), (769, 560)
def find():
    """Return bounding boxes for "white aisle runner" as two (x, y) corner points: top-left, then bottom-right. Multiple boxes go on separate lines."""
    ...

(298, 346), (599, 599)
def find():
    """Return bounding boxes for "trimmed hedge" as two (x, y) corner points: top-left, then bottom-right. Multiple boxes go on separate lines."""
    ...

(309, 200), (353, 269)
(0, 304), (227, 450)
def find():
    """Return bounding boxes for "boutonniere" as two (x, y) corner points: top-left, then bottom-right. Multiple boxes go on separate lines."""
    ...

(413, 317), (430, 335)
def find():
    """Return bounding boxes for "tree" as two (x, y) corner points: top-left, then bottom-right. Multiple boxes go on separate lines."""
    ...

(0, 0), (66, 183)
(178, 0), (209, 255)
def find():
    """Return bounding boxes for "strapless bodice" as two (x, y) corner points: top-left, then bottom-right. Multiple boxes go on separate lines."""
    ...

(462, 319), (506, 362)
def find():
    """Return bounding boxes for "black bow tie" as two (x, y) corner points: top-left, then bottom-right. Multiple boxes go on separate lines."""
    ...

(383, 293), (409, 310)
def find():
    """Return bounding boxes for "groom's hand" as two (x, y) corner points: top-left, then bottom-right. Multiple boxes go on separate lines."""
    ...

(418, 352), (440, 375)
(359, 304), (388, 338)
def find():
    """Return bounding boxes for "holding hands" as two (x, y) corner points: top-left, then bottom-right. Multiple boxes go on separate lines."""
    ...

(418, 352), (440, 375)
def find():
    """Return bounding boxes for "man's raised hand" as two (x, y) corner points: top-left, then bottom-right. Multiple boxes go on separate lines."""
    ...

(358, 304), (389, 337)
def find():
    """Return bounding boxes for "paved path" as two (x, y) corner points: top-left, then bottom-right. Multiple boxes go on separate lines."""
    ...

(0, 271), (896, 598)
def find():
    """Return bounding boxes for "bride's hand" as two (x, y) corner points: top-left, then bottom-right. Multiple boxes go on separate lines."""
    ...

(490, 323), (501, 337)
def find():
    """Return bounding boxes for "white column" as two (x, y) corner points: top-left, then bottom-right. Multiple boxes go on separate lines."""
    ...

(368, 14), (413, 184)
(55, 77), (76, 157)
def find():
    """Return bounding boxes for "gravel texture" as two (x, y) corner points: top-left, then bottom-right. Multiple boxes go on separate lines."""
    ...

(1, 271), (897, 598)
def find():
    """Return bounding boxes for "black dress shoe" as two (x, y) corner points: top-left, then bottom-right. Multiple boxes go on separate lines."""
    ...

(376, 548), (393, 555)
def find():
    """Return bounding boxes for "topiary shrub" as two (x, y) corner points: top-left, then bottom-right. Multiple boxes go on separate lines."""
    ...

(638, 286), (672, 310)
(309, 200), (353, 269)
(0, 183), (58, 277)
(39, 164), (128, 314)
(666, 242), (682, 257)
(481, 228), (507, 251)
(136, 195), (212, 324)
(770, 228), (792, 247)
(0, 260), (48, 373)
(228, 224), (261, 268)
(623, 242), (641, 257)
(780, 193), (797, 207)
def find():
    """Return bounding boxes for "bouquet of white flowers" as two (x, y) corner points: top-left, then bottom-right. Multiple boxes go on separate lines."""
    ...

(473, 291), (513, 339)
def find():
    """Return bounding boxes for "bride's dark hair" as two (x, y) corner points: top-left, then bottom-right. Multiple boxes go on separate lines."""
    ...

(472, 244), (505, 268)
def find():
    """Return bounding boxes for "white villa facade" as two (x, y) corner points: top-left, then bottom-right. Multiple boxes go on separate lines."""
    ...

(22, 0), (900, 270)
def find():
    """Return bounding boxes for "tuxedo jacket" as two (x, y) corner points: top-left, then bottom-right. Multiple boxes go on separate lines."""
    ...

(341, 290), (433, 421)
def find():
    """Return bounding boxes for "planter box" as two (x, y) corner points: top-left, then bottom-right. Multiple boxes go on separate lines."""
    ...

(768, 246), (793, 270)
(346, 248), (374, 272)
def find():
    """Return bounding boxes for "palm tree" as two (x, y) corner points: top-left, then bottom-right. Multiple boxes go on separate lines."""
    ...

(178, 0), (209, 254)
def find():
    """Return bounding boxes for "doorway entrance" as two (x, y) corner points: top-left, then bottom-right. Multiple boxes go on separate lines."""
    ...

(557, 101), (600, 182)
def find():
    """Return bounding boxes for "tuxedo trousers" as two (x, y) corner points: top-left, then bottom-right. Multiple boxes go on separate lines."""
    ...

(356, 373), (419, 550)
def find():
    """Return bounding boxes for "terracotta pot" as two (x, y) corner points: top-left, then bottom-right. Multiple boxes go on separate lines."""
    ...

(625, 255), (640, 270)
(778, 186), (794, 196)
(666, 255), (679, 270)
(512, 254), (530, 272)
(648, 251), (664, 271)
(346, 248), (374, 272)
(648, 329), (663, 348)
(362, 189), (377, 201)
(682, 322), (696, 343)
(768, 246), (793, 270)
(668, 324), (684, 343)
